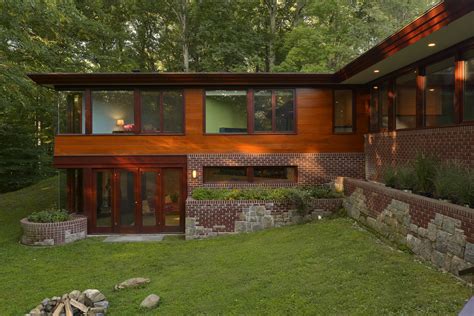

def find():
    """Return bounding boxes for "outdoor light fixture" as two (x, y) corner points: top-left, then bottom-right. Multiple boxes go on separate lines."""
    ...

(428, 43), (436, 47)
(429, 88), (435, 92)
(373, 86), (379, 90)
(192, 170), (197, 179)
(373, 69), (380, 73)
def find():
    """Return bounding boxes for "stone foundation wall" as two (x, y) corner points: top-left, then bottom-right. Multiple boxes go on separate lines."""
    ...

(185, 198), (343, 239)
(365, 125), (474, 181)
(187, 153), (365, 195)
(20, 215), (87, 246)
(343, 177), (474, 277)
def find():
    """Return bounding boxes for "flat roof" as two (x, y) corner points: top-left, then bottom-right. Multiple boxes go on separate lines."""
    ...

(28, 0), (474, 88)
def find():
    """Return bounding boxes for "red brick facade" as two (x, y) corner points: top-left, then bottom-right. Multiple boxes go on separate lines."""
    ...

(187, 153), (365, 195)
(365, 125), (474, 181)
(343, 178), (474, 243)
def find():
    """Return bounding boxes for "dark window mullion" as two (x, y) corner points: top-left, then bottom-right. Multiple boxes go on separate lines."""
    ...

(248, 167), (254, 183)
(271, 90), (276, 132)
(160, 91), (164, 133)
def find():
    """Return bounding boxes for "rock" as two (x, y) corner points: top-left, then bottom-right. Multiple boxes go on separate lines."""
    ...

(114, 277), (150, 290)
(78, 293), (86, 304)
(94, 300), (109, 310)
(140, 294), (160, 309)
(465, 243), (474, 263)
(41, 298), (49, 306)
(29, 308), (42, 316)
(83, 289), (105, 304)
(431, 250), (445, 268)
(69, 290), (81, 300)
(435, 230), (449, 253)
(62, 293), (69, 301)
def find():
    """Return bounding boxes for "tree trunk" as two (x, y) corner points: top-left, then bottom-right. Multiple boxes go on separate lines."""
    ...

(266, 0), (277, 72)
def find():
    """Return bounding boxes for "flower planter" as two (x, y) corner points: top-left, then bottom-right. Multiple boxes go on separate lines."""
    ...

(20, 214), (87, 246)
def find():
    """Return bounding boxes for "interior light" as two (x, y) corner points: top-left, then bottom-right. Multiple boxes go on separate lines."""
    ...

(428, 43), (436, 47)
(373, 69), (380, 73)
(429, 88), (435, 92)
(116, 119), (125, 126)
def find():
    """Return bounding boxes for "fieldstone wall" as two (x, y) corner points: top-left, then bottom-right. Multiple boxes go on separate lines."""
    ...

(185, 198), (343, 239)
(20, 215), (87, 246)
(343, 178), (474, 278)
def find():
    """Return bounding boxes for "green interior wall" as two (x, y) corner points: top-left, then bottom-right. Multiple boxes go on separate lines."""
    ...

(205, 96), (247, 133)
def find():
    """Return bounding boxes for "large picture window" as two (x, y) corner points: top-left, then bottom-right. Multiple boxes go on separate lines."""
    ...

(203, 166), (297, 184)
(254, 89), (295, 133)
(141, 90), (184, 133)
(58, 91), (85, 134)
(92, 91), (134, 134)
(395, 71), (417, 129)
(333, 90), (353, 133)
(464, 51), (474, 122)
(205, 90), (248, 134)
(425, 58), (455, 127)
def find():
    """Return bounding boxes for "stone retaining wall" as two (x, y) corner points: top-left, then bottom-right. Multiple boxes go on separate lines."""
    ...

(20, 215), (87, 246)
(343, 177), (474, 277)
(185, 198), (343, 239)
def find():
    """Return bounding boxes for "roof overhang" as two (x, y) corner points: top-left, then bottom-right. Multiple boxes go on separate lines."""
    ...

(27, 72), (337, 88)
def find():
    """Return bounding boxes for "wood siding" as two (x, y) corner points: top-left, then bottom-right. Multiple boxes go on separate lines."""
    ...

(54, 88), (369, 156)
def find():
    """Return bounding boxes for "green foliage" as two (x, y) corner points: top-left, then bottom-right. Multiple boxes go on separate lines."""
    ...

(382, 158), (474, 208)
(192, 185), (341, 202)
(27, 209), (70, 223)
(413, 154), (438, 194)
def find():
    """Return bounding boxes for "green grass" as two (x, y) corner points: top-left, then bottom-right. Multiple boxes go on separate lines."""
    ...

(0, 177), (471, 315)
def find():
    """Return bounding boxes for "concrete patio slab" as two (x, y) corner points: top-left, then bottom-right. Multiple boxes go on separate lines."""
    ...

(102, 234), (165, 242)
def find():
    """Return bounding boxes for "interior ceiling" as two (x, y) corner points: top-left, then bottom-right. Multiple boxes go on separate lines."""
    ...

(342, 11), (474, 84)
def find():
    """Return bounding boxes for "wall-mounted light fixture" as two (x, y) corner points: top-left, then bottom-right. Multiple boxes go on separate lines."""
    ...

(192, 170), (197, 179)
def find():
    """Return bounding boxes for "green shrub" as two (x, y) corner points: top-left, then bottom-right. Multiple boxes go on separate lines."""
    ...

(413, 153), (438, 194)
(191, 185), (341, 202)
(382, 167), (398, 188)
(27, 209), (70, 223)
(434, 164), (474, 207)
(397, 166), (417, 190)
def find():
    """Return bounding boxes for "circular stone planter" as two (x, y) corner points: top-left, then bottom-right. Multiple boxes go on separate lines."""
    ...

(20, 214), (87, 246)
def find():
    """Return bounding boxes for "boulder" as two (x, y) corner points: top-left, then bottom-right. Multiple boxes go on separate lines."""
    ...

(83, 289), (106, 304)
(140, 294), (160, 309)
(114, 277), (150, 290)
(69, 290), (81, 301)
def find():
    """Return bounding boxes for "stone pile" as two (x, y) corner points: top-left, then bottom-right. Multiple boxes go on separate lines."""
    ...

(27, 289), (108, 316)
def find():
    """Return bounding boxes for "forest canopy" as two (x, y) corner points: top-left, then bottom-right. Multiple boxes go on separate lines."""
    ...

(0, 0), (437, 192)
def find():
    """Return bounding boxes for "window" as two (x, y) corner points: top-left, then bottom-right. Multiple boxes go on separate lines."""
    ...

(464, 51), (474, 121)
(254, 89), (295, 133)
(141, 90), (184, 133)
(425, 58), (455, 127)
(370, 86), (379, 131)
(395, 71), (417, 129)
(58, 91), (85, 134)
(380, 82), (389, 129)
(204, 167), (248, 183)
(92, 91), (134, 134)
(334, 90), (353, 133)
(253, 166), (297, 183)
(205, 90), (247, 133)
(203, 166), (297, 183)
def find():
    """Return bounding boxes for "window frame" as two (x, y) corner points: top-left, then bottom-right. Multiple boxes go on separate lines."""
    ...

(202, 166), (298, 184)
(203, 88), (297, 135)
(394, 69), (418, 131)
(332, 89), (356, 134)
(139, 89), (185, 135)
(56, 90), (85, 135)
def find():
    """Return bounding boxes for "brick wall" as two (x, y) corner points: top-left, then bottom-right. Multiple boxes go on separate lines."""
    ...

(365, 125), (474, 181)
(185, 198), (343, 239)
(187, 153), (365, 195)
(20, 215), (87, 246)
(343, 177), (474, 276)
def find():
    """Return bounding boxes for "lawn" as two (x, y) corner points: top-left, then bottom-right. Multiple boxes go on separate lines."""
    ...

(0, 177), (471, 315)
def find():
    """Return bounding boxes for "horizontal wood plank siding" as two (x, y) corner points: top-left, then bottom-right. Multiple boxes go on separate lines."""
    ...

(54, 88), (369, 156)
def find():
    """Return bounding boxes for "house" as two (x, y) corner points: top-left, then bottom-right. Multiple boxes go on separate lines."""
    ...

(28, 0), (474, 235)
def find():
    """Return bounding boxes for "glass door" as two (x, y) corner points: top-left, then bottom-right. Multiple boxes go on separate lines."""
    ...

(161, 168), (184, 232)
(116, 169), (138, 233)
(93, 169), (114, 233)
(140, 169), (160, 233)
